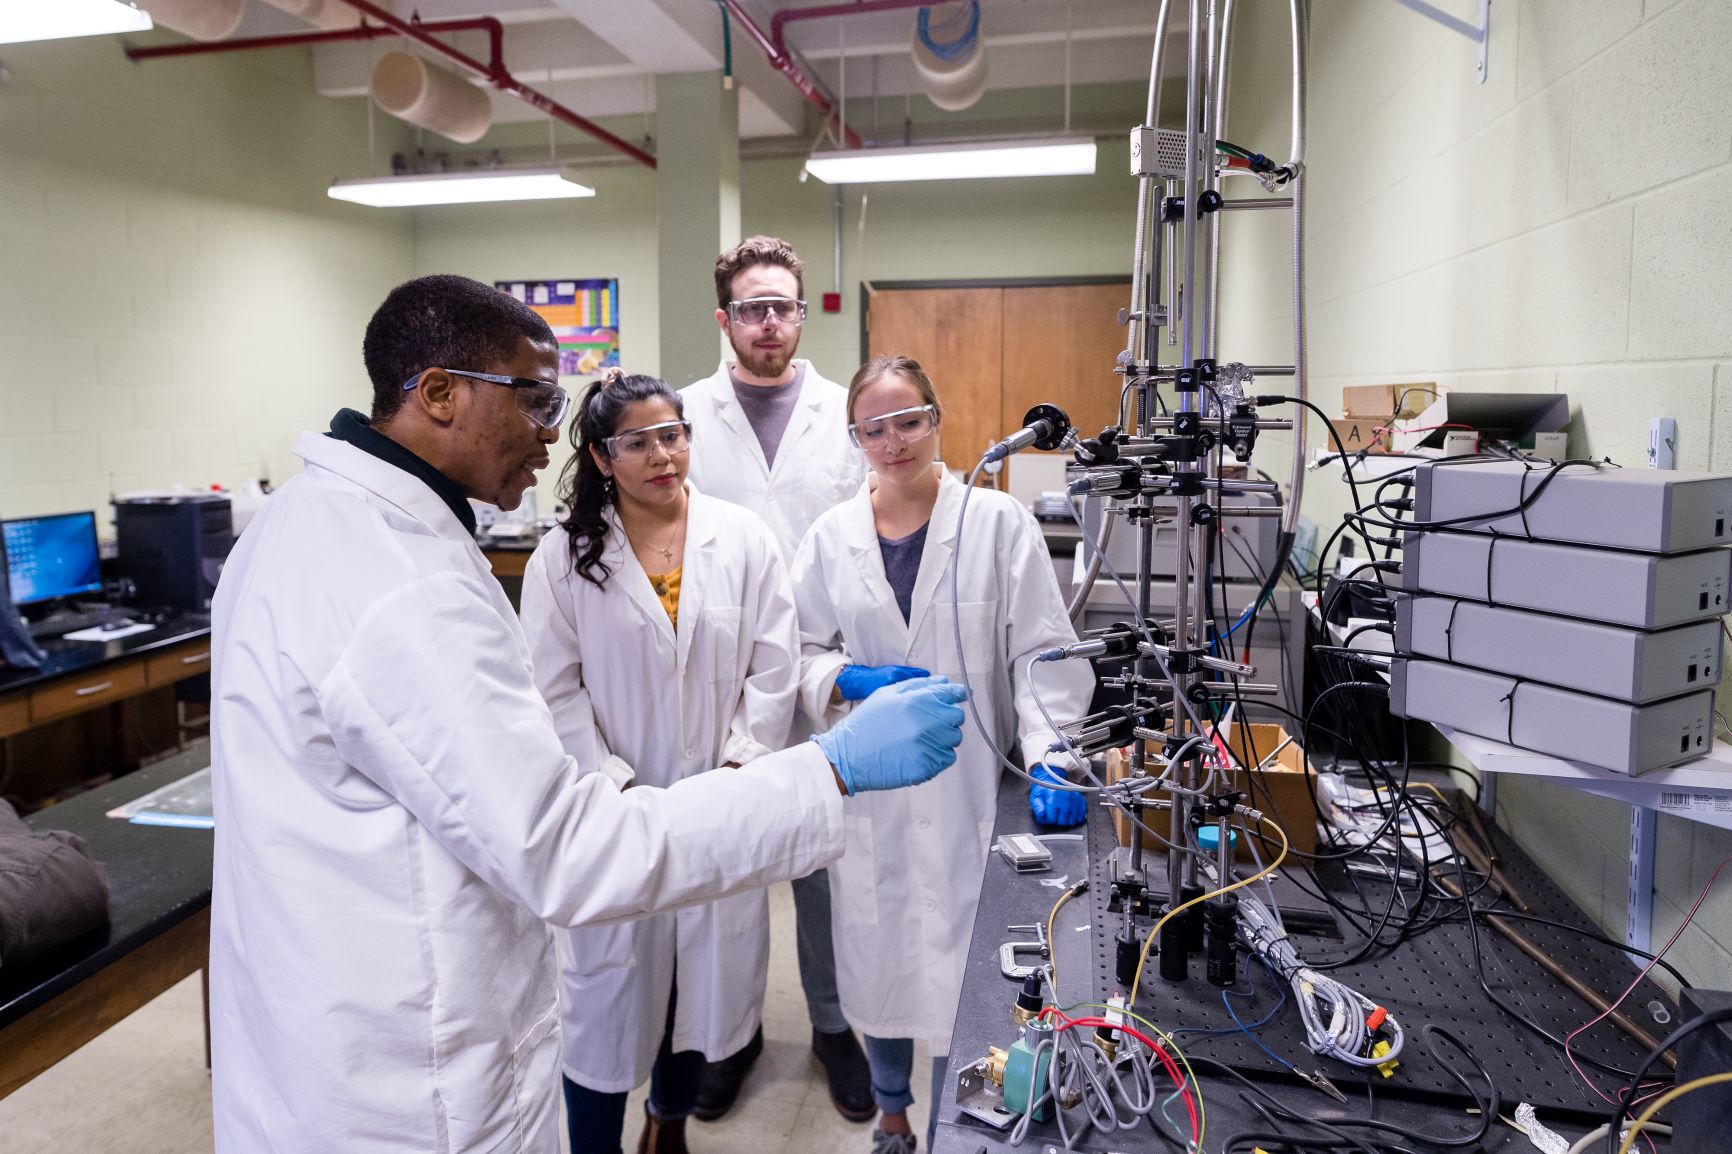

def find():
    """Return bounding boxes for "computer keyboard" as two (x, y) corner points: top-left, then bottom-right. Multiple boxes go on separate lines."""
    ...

(27, 609), (133, 639)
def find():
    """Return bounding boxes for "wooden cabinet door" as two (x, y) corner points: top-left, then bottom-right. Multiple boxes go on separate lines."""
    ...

(865, 287), (1004, 480)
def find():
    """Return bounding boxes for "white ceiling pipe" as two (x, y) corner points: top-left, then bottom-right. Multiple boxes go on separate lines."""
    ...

(370, 50), (493, 145)
(134, 0), (243, 41)
(258, 0), (362, 30)
(910, 2), (988, 112)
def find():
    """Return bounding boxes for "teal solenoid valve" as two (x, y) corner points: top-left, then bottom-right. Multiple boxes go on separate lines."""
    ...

(1002, 1018), (1054, 1121)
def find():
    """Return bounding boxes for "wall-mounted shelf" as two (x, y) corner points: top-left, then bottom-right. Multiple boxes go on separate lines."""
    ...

(1438, 724), (1732, 832)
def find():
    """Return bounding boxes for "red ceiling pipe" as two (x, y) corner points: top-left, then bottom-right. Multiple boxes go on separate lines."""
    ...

(770, 0), (933, 54)
(127, 19), (506, 72)
(127, 0), (656, 168)
(719, 0), (863, 149)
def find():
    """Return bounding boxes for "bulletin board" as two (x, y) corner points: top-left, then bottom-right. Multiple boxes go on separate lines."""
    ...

(496, 278), (620, 377)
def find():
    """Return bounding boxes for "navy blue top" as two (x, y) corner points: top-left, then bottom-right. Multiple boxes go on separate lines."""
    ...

(877, 523), (929, 623)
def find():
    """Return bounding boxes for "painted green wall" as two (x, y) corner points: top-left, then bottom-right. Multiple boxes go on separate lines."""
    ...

(0, 32), (415, 525)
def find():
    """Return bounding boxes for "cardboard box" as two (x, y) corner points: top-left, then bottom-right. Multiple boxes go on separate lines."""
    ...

(1336, 414), (1391, 454)
(1103, 724), (1319, 860)
(1341, 384), (1433, 421)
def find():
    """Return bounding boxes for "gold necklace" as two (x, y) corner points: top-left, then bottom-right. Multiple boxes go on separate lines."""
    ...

(637, 523), (679, 568)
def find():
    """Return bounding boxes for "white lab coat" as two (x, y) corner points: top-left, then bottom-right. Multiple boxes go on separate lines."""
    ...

(209, 432), (844, 1154)
(790, 470), (1094, 1049)
(519, 487), (798, 1092)
(682, 359), (866, 560)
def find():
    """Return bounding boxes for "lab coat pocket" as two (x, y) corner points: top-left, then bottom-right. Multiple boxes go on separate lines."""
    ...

(507, 1001), (561, 1151)
(702, 606), (745, 685)
(930, 601), (998, 679)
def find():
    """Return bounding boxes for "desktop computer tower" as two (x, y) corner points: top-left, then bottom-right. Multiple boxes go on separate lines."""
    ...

(113, 495), (234, 613)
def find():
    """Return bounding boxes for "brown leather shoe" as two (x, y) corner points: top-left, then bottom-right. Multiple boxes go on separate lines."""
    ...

(636, 1105), (691, 1154)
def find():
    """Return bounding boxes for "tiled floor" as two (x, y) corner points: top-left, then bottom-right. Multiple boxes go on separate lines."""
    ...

(0, 882), (928, 1154)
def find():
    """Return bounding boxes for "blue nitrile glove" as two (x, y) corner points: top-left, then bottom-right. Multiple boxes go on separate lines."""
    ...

(834, 663), (931, 701)
(1029, 765), (1087, 827)
(812, 675), (969, 795)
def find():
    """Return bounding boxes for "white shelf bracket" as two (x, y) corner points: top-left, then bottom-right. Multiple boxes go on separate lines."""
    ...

(1626, 805), (1656, 967)
(1390, 0), (1491, 84)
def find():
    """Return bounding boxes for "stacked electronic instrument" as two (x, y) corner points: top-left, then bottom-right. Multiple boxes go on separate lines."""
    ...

(1386, 459), (1732, 774)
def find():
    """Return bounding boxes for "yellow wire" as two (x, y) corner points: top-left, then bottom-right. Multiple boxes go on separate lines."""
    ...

(1063, 1000), (1207, 1150)
(1046, 884), (1080, 998)
(1128, 815), (1290, 1011)
(1616, 1071), (1732, 1154)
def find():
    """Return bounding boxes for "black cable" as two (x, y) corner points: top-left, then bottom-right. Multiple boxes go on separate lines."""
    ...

(1603, 1007), (1732, 1150)
(1340, 621), (1394, 648)
(1478, 910), (1692, 991)
(1452, 848), (1653, 1080)
(1346, 456), (1617, 536)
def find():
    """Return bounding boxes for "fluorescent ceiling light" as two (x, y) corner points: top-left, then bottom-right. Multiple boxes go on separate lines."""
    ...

(327, 167), (596, 208)
(804, 137), (1097, 184)
(0, 0), (152, 44)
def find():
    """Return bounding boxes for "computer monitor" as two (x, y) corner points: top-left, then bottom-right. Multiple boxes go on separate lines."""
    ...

(3, 512), (103, 607)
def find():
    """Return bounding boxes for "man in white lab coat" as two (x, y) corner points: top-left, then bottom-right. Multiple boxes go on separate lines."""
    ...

(681, 236), (874, 1121)
(207, 274), (967, 1154)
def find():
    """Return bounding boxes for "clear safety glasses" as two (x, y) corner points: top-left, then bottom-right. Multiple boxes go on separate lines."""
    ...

(848, 404), (938, 450)
(606, 419), (693, 462)
(402, 368), (573, 430)
(726, 296), (808, 327)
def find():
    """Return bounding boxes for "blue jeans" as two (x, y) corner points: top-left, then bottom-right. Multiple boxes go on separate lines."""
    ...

(863, 1035), (945, 1145)
(563, 976), (703, 1154)
(792, 867), (849, 1034)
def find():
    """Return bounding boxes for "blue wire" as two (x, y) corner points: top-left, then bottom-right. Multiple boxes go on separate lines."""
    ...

(1169, 955), (1288, 1039)
(1221, 960), (1295, 1072)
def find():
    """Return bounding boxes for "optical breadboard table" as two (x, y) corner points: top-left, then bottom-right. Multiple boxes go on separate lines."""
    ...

(932, 774), (1680, 1153)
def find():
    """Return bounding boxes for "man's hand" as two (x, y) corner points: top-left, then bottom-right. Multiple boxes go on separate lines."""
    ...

(813, 676), (968, 795)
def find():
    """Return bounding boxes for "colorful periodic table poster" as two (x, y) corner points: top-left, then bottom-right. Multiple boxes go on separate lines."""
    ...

(495, 279), (620, 377)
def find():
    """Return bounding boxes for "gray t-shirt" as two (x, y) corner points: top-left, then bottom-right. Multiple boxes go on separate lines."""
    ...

(877, 522), (929, 624)
(729, 363), (806, 468)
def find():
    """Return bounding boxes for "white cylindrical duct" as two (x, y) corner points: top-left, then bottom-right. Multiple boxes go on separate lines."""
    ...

(258, 0), (363, 30)
(370, 51), (493, 146)
(135, 0), (245, 42)
(910, 2), (987, 112)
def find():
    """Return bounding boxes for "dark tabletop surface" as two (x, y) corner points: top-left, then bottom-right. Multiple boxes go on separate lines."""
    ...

(0, 613), (211, 695)
(0, 744), (214, 1030)
(931, 774), (1549, 1153)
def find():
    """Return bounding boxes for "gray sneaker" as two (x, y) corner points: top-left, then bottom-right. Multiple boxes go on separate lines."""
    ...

(870, 1130), (918, 1154)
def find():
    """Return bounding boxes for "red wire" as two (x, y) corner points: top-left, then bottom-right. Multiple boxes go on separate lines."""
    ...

(1564, 853), (1732, 1102)
(1043, 1009), (1200, 1145)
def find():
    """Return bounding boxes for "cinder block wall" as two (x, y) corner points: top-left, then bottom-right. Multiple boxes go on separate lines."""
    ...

(1224, 0), (1732, 985)
(0, 34), (415, 526)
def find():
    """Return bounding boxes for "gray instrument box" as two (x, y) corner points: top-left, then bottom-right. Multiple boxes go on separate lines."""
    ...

(1389, 658), (1715, 775)
(1080, 493), (1281, 581)
(1401, 530), (1732, 629)
(1395, 595), (1724, 703)
(1412, 459), (1732, 553)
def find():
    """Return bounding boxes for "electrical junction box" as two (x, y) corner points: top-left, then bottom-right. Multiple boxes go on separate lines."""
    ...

(1395, 594), (1724, 704)
(1389, 657), (1714, 775)
(1401, 530), (1732, 630)
(1673, 988), (1732, 1152)
(1412, 459), (1732, 554)
(1129, 126), (1187, 178)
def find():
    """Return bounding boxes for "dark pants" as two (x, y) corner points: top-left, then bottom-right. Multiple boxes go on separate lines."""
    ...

(563, 974), (704, 1154)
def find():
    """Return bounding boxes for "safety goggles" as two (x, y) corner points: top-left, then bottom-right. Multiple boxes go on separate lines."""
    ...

(402, 368), (572, 430)
(605, 419), (693, 462)
(726, 296), (808, 326)
(848, 404), (938, 450)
